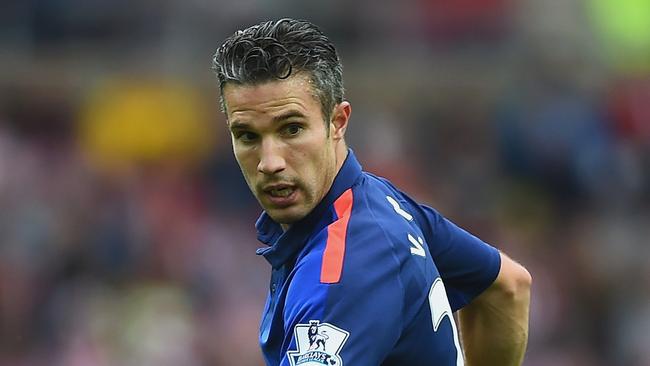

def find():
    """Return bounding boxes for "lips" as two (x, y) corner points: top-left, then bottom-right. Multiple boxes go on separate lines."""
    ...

(261, 184), (298, 207)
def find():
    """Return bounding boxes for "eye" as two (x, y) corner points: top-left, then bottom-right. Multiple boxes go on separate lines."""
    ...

(283, 123), (303, 137)
(234, 131), (258, 143)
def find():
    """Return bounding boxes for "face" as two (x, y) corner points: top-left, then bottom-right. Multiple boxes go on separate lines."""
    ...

(223, 74), (350, 226)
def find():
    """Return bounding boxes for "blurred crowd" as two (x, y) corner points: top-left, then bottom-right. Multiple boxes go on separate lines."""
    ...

(1, 0), (649, 365)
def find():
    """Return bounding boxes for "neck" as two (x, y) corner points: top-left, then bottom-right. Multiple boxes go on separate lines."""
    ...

(335, 142), (348, 174)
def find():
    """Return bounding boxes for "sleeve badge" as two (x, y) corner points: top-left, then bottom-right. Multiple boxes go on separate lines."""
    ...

(287, 320), (350, 366)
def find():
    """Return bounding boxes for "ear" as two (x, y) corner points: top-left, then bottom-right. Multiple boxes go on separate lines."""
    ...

(330, 101), (351, 140)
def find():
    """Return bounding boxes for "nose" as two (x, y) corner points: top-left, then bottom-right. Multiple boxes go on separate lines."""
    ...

(257, 139), (286, 175)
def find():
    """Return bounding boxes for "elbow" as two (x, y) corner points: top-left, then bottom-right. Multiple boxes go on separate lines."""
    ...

(514, 264), (532, 297)
(504, 262), (532, 301)
(495, 254), (532, 301)
(473, 253), (532, 309)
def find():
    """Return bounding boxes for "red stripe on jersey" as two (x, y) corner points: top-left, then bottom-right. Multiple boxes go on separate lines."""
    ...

(320, 188), (353, 284)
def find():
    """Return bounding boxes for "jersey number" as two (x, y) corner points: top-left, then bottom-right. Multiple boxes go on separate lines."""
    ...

(386, 196), (425, 257)
(429, 279), (464, 365)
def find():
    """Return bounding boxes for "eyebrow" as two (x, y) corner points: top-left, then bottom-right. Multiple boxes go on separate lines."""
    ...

(271, 110), (307, 123)
(229, 110), (307, 131)
(228, 120), (250, 131)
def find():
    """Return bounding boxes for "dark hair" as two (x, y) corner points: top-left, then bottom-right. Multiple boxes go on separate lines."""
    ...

(212, 18), (344, 121)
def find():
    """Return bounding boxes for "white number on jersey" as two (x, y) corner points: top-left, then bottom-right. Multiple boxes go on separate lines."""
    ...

(386, 195), (413, 221)
(408, 233), (426, 257)
(429, 278), (464, 366)
(386, 196), (426, 258)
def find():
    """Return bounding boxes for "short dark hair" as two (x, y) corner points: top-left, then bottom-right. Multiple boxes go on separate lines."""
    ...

(212, 19), (344, 121)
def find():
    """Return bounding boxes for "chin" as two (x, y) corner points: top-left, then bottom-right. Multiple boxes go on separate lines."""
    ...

(267, 208), (308, 226)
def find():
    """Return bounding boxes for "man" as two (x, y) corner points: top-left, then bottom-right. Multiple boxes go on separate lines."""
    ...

(212, 18), (531, 366)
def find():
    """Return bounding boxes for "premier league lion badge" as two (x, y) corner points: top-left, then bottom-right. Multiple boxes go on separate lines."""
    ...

(287, 320), (350, 366)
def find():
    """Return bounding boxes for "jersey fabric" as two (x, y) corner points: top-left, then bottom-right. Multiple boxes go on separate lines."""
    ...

(255, 149), (501, 366)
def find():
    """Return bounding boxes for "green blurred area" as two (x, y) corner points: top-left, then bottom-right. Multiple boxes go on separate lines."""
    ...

(589, 0), (650, 72)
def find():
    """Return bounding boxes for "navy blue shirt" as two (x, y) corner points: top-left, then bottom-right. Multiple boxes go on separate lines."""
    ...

(256, 149), (501, 366)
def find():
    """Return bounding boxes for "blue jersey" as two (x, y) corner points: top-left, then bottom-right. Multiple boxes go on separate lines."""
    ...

(255, 150), (501, 366)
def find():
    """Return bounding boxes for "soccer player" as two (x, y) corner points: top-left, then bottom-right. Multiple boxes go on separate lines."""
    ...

(212, 18), (531, 366)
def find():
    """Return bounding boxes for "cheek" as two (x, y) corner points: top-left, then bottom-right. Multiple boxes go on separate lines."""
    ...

(309, 142), (334, 189)
(233, 148), (257, 178)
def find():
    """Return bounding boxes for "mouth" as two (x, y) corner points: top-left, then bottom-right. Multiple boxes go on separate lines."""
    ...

(261, 184), (298, 207)
(267, 186), (295, 198)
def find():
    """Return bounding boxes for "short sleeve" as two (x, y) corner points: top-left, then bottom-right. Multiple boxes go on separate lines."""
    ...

(401, 194), (501, 311)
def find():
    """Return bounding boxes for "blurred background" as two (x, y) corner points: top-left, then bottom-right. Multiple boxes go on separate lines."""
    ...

(0, 0), (649, 365)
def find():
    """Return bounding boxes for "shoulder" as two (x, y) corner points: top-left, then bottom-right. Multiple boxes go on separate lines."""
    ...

(348, 173), (411, 230)
(347, 174), (426, 251)
(344, 175), (416, 257)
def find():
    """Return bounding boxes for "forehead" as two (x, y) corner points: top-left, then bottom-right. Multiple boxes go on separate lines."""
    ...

(222, 74), (320, 118)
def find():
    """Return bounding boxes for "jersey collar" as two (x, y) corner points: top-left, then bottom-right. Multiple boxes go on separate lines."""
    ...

(255, 148), (362, 268)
